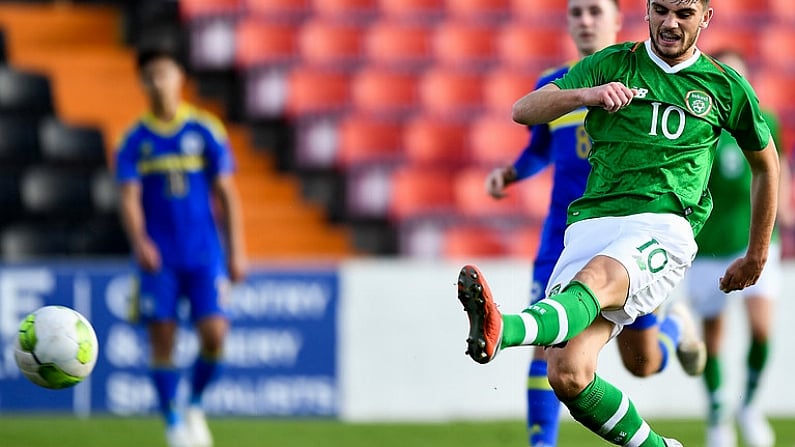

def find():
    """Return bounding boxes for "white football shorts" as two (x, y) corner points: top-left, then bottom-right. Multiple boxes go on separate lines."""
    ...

(546, 212), (697, 337)
(685, 243), (780, 319)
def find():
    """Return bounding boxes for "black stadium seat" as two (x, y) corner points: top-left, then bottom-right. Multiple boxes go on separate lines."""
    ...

(39, 117), (106, 167)
(0, 116), (41, 168)
(0, 67), (55, 119)
(20, 165), (95, 217)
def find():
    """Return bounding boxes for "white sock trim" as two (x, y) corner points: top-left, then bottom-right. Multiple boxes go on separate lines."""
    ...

(599, 392), (630, 435)
(626, 421), (651, 447)
(545, 299), (569, 345)
(519, 311), (538, 345)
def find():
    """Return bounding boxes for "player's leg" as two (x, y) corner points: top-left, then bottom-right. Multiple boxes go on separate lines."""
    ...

(687, 257), (735, 447)
(526, 263), (562, 447)
(184, 264), (231, 447)
(138, 269), (193, 447)
(547, 318), (681, 446)
(736, 245), (778, 447)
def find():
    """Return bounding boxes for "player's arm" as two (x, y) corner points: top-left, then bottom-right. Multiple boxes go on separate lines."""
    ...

(719, 137), (779, 293)
(119, 181), (160, 272)
(213, 174), (247, 282)
(512, 82), (635, 126)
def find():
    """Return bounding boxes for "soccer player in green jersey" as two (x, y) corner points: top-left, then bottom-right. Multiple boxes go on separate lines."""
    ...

(456, 1), (780, 446)
(682, 48), (792, 447)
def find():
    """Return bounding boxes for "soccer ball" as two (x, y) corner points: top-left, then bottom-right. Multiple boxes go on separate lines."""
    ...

(14, 305), (99, 389)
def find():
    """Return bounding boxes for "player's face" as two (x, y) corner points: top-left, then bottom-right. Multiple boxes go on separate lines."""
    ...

(567, 0), (621, 57)
(140, 57), (184, 109)
(647, 0), (713, 65)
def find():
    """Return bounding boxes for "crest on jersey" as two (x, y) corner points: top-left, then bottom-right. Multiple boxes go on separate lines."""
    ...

(180, 131), (205, 155)
(685, 90), (713, 117)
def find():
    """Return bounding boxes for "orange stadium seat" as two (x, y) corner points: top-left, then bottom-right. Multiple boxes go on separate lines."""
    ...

(468, 114), (530, 166)
(378, 0), (445, 21)
(234, 19), (297, 68)
(350, 67), (419, 117)
(510, 0), (568, 24)
(363, 20), (433, 70)
(314, 0), (378, 20)
(297, 18), (365, 68)
(285, 67), (351, 116)
(389, 166), (456, 220)
(497, 23), (577, 72)
(403, 116), (470, 165)
(769, 0), (795, 24)
(753, 71), (795, 118)
(759, 25), (795, 73)
(697, 27), (758, 62)
(246, 0), (311, 20)
(445, 0), (510, 23)
(431, 20), (498, 70)
(506, 224), (542, 260)
(418, 67), (483, 118)
(336, 115), (404, 166)
(442, 225), (508, 259)
(706, 0), (768, 26)
(517, 168), (553, 221)
(453, 167), (527, 218)
(482, 67), (537, 113)
(180, 0), (243, 20)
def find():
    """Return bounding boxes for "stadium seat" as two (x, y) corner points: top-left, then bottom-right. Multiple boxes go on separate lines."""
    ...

(431, 21), (497, 70)
(285, 66), (351, 117)
(517, 168), (554, 221)
(442, 225), (508, 259)
(388, 166), (456, 220)
(759, 25), (795, 73)
(453, 167), (526, 218)
(697, 26), (758, 63)
(69, 216), (129, 256)
(468, 114), (529, 167)
(378, 0), (445, 22)
(246, 0), (311, 21)
(38, 118), (106, 167)
(350, 67), (419, 117)
(706, 0), (768, 26)
(179, 0), (243, 21)
(418, 67), (483, 118)
(403, 116), (469, 165)
(506, 224), (542, 260)
(313, 0), (379, 21)
(20, 165), (95, 217)
(234, 19), (298, 68)
(0, 169), (23, 223)
(482, 67), (537, 114)
(297, 18), (365, 69)
(0, 67), (55, 120)
(0, 116), (41, 168)
(187, 18), (237, 70)
(510, 0), (568, 25)
(497, 23), (577, 72)
(363, 20), (433, 70)
(769, 0), (795, 24)
(445, 0), (510, 23)
(0, 223), (70, 261)
(752, 71), (795, 118)
(336, 115), (404, 166)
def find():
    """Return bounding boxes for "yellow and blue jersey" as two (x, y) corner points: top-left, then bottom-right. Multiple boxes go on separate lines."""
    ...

(513, 63), (592, 277)
(115, 103), (236, 269)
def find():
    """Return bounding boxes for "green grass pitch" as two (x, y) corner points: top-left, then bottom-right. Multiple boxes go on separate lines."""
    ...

(0, 416), (793, 446)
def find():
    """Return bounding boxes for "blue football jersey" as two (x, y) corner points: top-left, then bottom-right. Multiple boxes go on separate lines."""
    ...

(115, 103), (236, 268)
(513, 64), (592, 267)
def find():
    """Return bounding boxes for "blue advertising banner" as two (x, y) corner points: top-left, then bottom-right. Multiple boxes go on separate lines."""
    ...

(0, 262), (339, 417)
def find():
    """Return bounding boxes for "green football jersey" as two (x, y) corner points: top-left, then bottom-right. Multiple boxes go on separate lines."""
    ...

(552, 40), (771, 236)
(696, 110), (781, 256)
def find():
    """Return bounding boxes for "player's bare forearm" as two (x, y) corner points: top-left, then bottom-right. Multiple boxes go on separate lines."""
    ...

(746, 140), (780, 263)
(119, 182), (160, 271)
(214, 175), (247, 281)
(512, 84), (582, 125)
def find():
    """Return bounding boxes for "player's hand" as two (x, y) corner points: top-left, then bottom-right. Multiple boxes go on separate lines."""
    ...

(228, 252), (247, 283)
(484, 166), (517, 199)
(134, 238), (161, 273)
(719, 256), (765, 293)
(585, 82), (635, 113)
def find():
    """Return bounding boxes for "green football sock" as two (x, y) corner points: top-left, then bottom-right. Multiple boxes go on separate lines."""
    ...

(745, 339), (769, 405)
(703, 355), (724, 425)
(501, 281), (601, 348)
(565, 375), (668, 446)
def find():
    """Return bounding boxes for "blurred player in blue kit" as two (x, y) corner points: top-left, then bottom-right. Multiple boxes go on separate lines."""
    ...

(485, 1), (705, 445)
(115, 47), (247, 447)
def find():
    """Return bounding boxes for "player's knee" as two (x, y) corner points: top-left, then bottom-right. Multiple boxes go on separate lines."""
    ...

(623, 358), (657, 377)
(547, 362), (595, 400)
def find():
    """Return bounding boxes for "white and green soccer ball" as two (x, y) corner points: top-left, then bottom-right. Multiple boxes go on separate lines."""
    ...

(14, 305), (99, 389)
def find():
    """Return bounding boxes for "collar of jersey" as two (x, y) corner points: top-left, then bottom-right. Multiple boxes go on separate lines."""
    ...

(643, 39), (701, 74)
(141, 103), (193, 136)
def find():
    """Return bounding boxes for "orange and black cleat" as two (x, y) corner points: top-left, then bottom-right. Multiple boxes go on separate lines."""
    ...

(457, 264), (503, 364)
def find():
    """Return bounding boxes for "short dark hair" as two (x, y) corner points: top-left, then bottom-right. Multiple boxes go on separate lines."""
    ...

(136, 46), (184, 72)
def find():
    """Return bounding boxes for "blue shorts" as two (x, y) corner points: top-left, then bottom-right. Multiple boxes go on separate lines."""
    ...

(132, 261), (230, 324)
